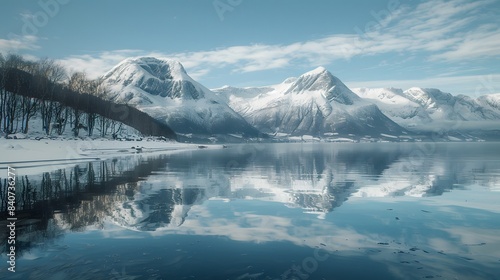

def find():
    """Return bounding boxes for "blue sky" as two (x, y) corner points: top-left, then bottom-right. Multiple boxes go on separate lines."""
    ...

(1, 0), (500, 96)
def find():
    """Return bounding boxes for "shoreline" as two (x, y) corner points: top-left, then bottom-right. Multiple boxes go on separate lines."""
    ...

(0, 138), (223, 176)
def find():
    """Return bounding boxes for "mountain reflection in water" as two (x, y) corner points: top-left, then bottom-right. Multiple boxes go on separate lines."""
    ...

(1, 143), (499, 279)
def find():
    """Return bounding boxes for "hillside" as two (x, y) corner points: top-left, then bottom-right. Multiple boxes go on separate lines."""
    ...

(0, 67), (177, 139)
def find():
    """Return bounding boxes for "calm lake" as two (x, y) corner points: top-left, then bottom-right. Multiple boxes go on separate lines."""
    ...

(1, 142), (500, 280)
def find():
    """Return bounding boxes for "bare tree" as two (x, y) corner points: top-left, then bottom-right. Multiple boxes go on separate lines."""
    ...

(110, 120), (123, 139)
(19, 96), (38, 134)
(88, 78), (112, 137)
(86, 78), (113, 138)
(67, 72), (88, 137)
(0, 55), (40, 134)
(0, 55), (69, 135)
(51, 102), (68, 135)
(1, 54), (27, 134)
(3, 92), (20, 134)
(19, 60), (40, 133)
(85, 80), (99, 137)
(36, 59), (66, 135)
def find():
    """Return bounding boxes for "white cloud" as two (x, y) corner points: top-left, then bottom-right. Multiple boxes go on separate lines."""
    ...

(57, 50), (146, 79)
(50, 0), (499, 86)
(346, 73), (500, 97)
(0, 34), (39, 53)
(431, 25), (500, 61)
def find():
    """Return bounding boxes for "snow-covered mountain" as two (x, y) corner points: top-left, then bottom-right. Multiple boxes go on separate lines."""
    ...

(214, 67), (406, 137)
(102, 57), (260, 136)
(353, 87), (500, 131)
(101, 57), (499, 140)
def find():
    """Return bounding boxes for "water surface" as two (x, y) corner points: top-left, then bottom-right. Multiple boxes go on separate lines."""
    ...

(1, 142), (500, 280)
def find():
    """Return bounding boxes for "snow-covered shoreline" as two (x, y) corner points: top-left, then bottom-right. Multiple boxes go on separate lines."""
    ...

(1, 138), (222, 176)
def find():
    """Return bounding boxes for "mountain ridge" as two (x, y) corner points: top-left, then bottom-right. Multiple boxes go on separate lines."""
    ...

(101, 56), (500, 141)
(102, 57), (261, 137)
(214, 67), (407, 137)
(352, 86), (500, 131)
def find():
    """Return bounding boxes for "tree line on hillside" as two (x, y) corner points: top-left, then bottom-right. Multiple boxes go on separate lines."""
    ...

(0, 53), (176, 139)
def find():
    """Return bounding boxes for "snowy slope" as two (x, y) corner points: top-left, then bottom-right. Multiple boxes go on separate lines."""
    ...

(474, 93), (500, 119)
(101, 57), (498, 138)
(353, 87), (432, 128)
(214, 67), (406, 137)
(102, 57), (260, 136)
(353, 87), (500, 131)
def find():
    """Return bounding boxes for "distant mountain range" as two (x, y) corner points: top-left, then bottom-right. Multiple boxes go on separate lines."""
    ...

(352, 87), (500, 131)
(102, 57), (500, 141)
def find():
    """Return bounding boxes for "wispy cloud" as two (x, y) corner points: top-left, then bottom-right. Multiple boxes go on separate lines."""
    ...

(431, 24), (500, 61)
(57, 50), (148, 78)
(0, 34), (39, 53)
(52, 0), (499, 83)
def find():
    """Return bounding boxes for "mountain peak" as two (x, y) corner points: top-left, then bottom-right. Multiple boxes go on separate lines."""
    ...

(102, 56), (208, 103)
(291, 66), (336, 91)
(112, 56), (189, 81)
(101, 57), (262, 136)
(303, 66), (329, 76)
(283, 66), (360, 105)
